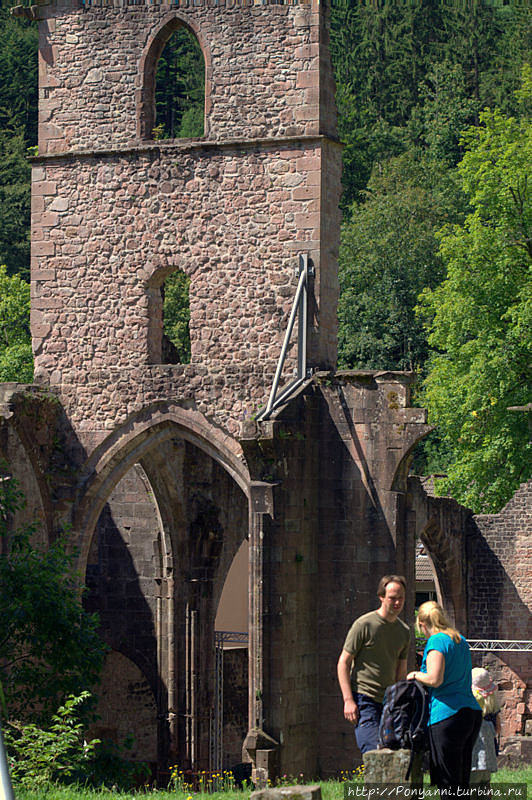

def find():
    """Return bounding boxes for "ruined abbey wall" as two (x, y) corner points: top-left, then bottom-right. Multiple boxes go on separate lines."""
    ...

(1, 0), (527, 780)
(409, 476), (532, 747)
(32, 139), (340, 440)
(32, 0), (341, 450)
(469, 481), (532, 740)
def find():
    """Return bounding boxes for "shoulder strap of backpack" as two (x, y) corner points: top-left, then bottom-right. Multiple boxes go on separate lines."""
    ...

(405, 681), (429, 781)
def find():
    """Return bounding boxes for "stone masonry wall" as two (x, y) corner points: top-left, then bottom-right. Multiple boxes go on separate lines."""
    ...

(31, 139), (335, 443)
(222, 647), (248, 770)
(469, 480), (532, 641)
(88, 649), (159, 765)
(85, 464), (163, 678)
(468, 480), (532, 740)
(314, 373), (429, 775)
(32, 0), (342, 442)
(37, 0), (334, 155)
(240, 373), (430, 777)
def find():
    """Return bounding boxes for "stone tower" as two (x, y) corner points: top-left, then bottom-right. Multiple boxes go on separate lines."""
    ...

(10, 0), (434, 779)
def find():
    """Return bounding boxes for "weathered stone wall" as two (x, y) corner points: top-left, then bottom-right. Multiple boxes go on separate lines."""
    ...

(31, 138), (340, 439)
(32, 0), (341, 440)
(37, 0), (336, 154)
(468, 481), (532, 740)
(88, 649), (159, 765)
(408, 477), (474, 631)
(222, 647), (248, 770)
(85, 464), (163, 686)
(241, 373), (430, 776)
(314, 373), (429, 775)
(469, 481), (532, 641)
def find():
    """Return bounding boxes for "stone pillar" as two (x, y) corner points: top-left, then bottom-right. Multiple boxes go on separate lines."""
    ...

(245, 482), (277, 783)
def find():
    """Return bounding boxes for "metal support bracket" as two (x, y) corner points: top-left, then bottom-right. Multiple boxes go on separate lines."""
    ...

(256, 254), (313, 421)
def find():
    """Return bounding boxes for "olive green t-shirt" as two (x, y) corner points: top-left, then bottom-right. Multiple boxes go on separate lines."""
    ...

(343, 610), (411, 703)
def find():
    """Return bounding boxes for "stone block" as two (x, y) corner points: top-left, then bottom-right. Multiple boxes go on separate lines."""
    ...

(252, 786), (321, 800)
(363, 749), (422, 787)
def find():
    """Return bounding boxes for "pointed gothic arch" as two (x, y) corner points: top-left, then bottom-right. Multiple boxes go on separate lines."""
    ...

(137, 13), (211, 141)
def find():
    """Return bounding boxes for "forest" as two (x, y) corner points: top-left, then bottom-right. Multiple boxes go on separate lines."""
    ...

(0, 1), (530, 513)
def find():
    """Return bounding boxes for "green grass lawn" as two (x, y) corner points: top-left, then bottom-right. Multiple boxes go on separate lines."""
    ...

(13, 767), (532, 800)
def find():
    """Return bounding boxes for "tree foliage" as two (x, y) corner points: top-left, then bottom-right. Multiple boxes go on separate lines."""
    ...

(0, 465), (106, 720)
(0, 263), (32, 381)
(0, 7), (38, 145)
(338, 153), (461, 370)
(4, 693), (101, 787)
(329, 1), (530, 211)
(0, 6), (36, 278)
(163, 269), (191, 363)
(418, 78), (532, 513)
(154, 26), (204, 140)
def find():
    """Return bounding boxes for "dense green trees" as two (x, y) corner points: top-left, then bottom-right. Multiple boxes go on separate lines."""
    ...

(338, 154), (453, 370)
(332, 2), (530, 507)
(417, 81), (531, 513)
(163, 270), (191, 364)
(154, 26), (204, 140)
(0, 264), (32, 381)
(333, 1), (530, 372)
(330, 1), (529, 210)
(0, 6), (36, 279)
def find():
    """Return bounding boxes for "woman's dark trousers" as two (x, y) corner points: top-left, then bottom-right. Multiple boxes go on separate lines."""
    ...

(429, 707), (483, 795)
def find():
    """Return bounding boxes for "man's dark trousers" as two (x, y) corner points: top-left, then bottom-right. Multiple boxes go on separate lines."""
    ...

(354, 692), (383, 754)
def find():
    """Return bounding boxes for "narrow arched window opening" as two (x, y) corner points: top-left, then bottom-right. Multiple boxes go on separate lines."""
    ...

(162, 269), (191, 364)
(153, 27), (205, 140)
(147, 269), (191, 365)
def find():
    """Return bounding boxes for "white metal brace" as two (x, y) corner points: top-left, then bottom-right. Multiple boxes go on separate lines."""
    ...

(256, 254), (313, 421)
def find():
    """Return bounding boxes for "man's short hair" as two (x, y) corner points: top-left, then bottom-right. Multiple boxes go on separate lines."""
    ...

(377, 574), (406, 597)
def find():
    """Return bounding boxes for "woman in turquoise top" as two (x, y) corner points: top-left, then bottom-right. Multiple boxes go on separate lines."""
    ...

(407, 601), (482, 795)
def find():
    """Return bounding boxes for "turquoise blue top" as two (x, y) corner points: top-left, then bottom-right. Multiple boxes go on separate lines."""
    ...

(421, 632), (481, 726)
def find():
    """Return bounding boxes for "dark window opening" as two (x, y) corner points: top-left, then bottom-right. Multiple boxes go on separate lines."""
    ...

(153, 27), (204, 140)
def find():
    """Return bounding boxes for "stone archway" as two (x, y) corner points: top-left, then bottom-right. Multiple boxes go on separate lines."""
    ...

(74, 406), (255, 770)
(407, 476), (473, 631)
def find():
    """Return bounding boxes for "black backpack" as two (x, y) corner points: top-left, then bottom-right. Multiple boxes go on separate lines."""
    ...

(378, 679), (429, 776)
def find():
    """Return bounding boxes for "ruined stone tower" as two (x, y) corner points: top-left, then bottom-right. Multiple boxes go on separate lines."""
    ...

(3, 0), (438, 777)
(10, 0), (530, 781)
(28, 0), (359, 774)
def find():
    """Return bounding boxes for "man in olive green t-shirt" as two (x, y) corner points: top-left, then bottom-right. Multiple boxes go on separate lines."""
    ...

(337, 575), (410, 754)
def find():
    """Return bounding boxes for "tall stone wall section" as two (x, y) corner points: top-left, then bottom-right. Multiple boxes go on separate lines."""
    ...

(242, 372), (431, 776)
(32, 0), (341, 451)
(37, 0), (334, 152)
(32, 140), (337, 440)
(468, 480), (532, 740)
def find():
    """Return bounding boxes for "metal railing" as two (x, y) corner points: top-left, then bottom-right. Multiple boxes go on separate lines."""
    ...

(467, 640), (532, 652)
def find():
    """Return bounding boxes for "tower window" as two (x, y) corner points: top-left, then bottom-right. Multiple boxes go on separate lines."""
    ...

(153, 27), (205, 140)
(162, 270), (191, 364)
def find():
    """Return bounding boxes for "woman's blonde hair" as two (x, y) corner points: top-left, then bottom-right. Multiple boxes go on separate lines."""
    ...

(473, 689), (500, 716)
(472, 668), (500, 716)
(417, 600), (461, 643)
